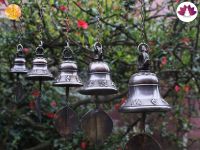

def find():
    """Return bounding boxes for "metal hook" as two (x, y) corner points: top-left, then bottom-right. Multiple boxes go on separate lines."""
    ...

(94, 42), (103, 60)
(62, 42), (74, 60)
(137, 43), (149, 53)
(36, 42), (44, 56)
(16, 44), (24, 57)
(137, 43), (150, 71)
(17, 44), (23, 52)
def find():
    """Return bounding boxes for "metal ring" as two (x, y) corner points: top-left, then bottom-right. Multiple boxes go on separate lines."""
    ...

(17, 44), (23, 52)
(137, 43), (149, 53)
(94, 42), (103, 60)
(36, 46), (44, 56)
(62, 43), (74, 60)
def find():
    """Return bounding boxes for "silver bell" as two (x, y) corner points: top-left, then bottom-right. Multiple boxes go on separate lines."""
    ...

(53, 45), (82, 87)
(10, 44), (28, 74)
(79, 42), (118, 95)
(120, 43), (171, 113)
(26, 42), (53, 81)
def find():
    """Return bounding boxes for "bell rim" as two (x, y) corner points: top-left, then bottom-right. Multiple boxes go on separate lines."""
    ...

(10, 69), (28, 74)
(119, 105), (171, 113)
(26, 75), (54, 81)
(53, 82), (83, 87)
(88, 72), (111, 74)
(79, 88), (118, 95)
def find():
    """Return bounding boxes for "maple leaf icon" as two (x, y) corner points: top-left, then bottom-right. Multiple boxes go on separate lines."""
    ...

(188, 5), (197, 16)
(178, 5), (187, 16)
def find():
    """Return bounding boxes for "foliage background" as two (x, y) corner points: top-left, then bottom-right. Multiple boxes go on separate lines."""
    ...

(0, 0), (200, 149)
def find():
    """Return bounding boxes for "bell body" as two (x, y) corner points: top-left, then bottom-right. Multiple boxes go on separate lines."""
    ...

(120, 71), (171, 113)
(53, 60), (82, 87)
(11, 57), (28, 74)
(26, 57), (53, 81)
(79, 61), (118, 95)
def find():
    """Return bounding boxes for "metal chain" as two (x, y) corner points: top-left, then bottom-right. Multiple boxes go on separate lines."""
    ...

(66, 0), (70, 43)
(36, 0), (45, 41)
(96, 0), (102, 43)
(39, 7), (44, 41)
(139, 0), (146, 42)
(18, 0), (24, 44)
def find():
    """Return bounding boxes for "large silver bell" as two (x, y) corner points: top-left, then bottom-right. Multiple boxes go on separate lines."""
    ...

(10, 44), (28, 74)
(26, 42), (53, 81)
(79, 42), (118, 95)
(53, 45), (83, 87)
(120, 43), (171, 113)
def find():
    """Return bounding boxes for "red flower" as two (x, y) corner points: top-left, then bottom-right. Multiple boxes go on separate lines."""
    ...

(76, 2), (81, 7)
(45, 112), (55, 119)
(80, 141), (87, 150)
(31, 90), (40, 97)
(59, 5), (68, 12)
(23, 48), (30, 55)
(114, 103), (120, 111)
(176, 0), (180, 3)
(29, 100), (35, 110)
(77, 20), (88, 29)
(161, 56), (167, 65)
(175, 85), (181, 93)
(50, 100), (57, 108)
(180, 37), (190, 45)
(184, 85), (190, 93)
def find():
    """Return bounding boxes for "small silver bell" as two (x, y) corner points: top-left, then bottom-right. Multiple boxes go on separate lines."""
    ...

(26, 42), (53, 81)
(10, 44), (28, 74)
(53, 45), (82, 87)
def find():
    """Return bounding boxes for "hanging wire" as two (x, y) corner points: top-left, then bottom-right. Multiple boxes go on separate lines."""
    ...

(17, 0), (24, 44)
(96, 0), (102, 43)
(65, 0), (70, 42)
(139, 0), (147, 43)
(36, 0), (45, 42)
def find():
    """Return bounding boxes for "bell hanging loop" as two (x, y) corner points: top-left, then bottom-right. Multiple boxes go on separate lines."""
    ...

(16, 44), (24, 57)
(35, 42), (45, 57)
(137, 43), (150, 71)
(62, 42), (74, 61)
(17, 43), (23, 51)
(94, 42), (103, 60)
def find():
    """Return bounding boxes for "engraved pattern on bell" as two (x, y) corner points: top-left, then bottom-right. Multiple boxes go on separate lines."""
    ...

(87, 80), (95, 87)
(132, 99), (142, 106)
(151, 99), (157, 105)
(65, 75), (71, 82)
(111, 82), (116, 87)
(98, 80), (108, 87)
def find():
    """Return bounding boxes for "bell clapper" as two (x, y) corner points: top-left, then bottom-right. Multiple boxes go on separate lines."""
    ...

(35, 80), (42, 122)
(141, 112), (146, 133)
(15, 73), (20, 102)
(66, 86), (70, 104)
